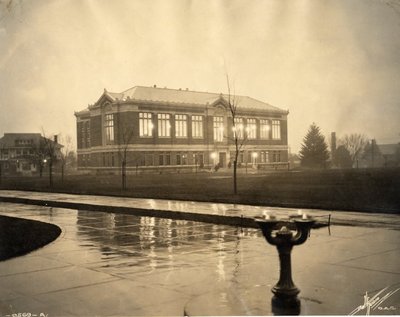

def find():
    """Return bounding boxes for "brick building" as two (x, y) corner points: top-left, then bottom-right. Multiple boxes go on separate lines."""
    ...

(74, 85), (289, 173)
(0, 133), (62, 175)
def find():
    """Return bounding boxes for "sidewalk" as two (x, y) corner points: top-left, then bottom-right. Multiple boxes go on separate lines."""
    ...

(0, 200), (399, 315)
(0, 190), (399, 229)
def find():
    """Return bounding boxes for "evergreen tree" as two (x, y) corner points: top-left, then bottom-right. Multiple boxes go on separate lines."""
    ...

(299, 123), (330, 168)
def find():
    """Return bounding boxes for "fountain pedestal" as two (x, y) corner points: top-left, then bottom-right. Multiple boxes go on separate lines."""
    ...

(256, 218), (315, 315)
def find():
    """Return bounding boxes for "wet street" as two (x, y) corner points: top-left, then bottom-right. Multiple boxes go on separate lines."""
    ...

(0, 202), (399, 316)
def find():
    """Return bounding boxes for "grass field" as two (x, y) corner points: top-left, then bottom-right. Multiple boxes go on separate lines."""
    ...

(0, 215), (61, 260)
(1, 167), (399, 213)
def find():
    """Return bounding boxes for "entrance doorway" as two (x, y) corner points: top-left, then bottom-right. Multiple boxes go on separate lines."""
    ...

(219, 152), (226, 167)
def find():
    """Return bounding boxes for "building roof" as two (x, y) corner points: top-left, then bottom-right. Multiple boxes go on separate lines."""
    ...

(0, 133), (42, 147)
(0, 133), (63, 149)
(92, 85), (287, 114)
(379, 143), (399, 155)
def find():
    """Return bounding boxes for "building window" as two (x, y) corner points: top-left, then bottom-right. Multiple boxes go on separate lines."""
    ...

(101, 152), (114, 167)
(273, 151), (280, 162)
(105, 114), (114, 143)
(213, 116), (224, 142)
(247, 118), (257, 139)
(192, 115), (203, 138)
(272, 120), (281, 140)
(140, 112), (153, 137)
(85, 121), (90, 147)
(159, 153), (172, 166)
(260, 119), (270, 139)
(233, 117), (244, 139)
(175, 114), (187, 138)
(239, 151), (244, 163)
(175, 153), (188, 165)
(260, 151), (269, 163)
(182, 153), (187, 165)
(158, 114), (171, 137)
(81, 123), (86, 147)
(195, 153), (204, 166)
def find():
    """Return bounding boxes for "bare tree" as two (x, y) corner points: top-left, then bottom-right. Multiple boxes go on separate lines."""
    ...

(225, 75), (248, 194)
(58, 134), (73, 182)
(384, 0), (400, 18)
(41, 129), (62, 187)
(117, 123), (134, 190)
(32, 137), (46, 178)
(66, 151), (77, 170)
(339, 133), (368, 167)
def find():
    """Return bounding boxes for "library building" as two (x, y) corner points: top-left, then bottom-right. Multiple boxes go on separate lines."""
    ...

(75, 85), (289, 173)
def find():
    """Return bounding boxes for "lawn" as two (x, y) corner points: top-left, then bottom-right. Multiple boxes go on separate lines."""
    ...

(0, 215), (61, 260)
(0, 167), (399, 213)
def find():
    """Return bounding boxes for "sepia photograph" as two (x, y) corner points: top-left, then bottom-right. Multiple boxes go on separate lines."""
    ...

(0, 0), (399, 315)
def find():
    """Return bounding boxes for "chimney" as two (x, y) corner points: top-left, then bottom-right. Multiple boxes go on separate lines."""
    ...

(54, 135), (58, 144)
(331, 132), (336, 163)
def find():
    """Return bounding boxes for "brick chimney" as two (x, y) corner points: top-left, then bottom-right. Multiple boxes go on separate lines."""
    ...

(331, 132), (336, 163)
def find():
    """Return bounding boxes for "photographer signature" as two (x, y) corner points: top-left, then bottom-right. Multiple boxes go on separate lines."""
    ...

(349, 286), (399, 315)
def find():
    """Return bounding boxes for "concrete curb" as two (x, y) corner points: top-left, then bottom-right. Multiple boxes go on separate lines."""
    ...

(2, 194), (397, 229)
(0, 196), (259, 228)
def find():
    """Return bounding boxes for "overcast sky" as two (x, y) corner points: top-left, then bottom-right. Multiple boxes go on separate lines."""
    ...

(1, 0), (399, 152)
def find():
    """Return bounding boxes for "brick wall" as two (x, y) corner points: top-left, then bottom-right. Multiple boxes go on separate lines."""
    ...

(90, 115), (102, 146)
(76, 122), (83, 149)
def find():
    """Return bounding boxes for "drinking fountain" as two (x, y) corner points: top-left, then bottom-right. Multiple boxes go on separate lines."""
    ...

(255, 213), (315, 315)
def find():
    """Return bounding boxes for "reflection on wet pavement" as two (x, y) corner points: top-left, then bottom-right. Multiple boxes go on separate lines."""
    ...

(73, 211), (258, 276)
(1, 203), (398, 316)
(0, 203), (269, 315)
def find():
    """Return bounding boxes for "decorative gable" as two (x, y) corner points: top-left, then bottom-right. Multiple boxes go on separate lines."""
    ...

(92, 91), (115, 109)
(209, 94), (229, 110)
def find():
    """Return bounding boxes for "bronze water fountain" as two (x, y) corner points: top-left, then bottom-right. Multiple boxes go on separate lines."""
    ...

(255, 212), (315, 315)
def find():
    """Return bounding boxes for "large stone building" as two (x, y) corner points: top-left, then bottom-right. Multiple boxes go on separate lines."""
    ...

(75, 85), (289, 173)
